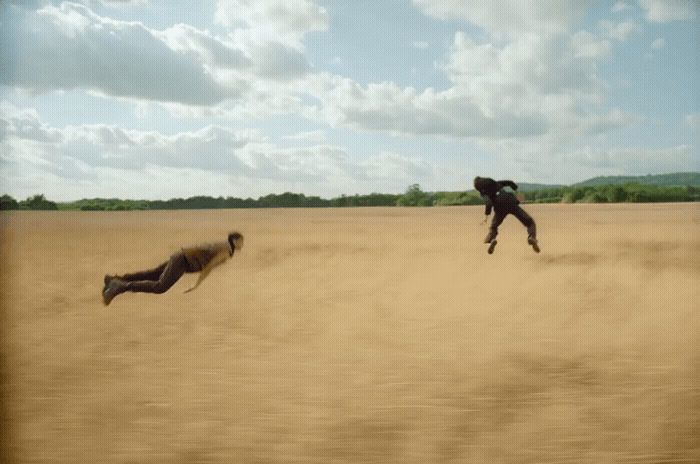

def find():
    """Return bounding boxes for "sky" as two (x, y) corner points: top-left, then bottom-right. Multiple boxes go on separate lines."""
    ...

(0, 0), (697, 201)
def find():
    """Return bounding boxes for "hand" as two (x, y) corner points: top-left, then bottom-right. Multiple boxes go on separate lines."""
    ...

(480, 217), (488, 225)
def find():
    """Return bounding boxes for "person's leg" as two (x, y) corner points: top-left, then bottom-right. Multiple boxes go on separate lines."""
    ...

(485, 211), (506, 243)
(117, 262), (169, 282)
(104, 261), (168, 289)
(124, 253), (187, 294)
(513, 206), (536, 239)
(513, 206), (539, 252)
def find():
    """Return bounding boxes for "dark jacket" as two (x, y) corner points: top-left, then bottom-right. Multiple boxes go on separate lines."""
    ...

(474, 177), (519, 215)
(181, 242), (233, 272)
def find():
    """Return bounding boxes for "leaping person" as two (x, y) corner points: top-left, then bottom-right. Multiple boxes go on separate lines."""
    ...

(102, 232), (244, 305)
(473, 177), (539, 254)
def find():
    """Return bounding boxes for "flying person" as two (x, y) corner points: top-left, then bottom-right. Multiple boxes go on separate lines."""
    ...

(473, 177), (539, 254)
(102, 232), (244, 305)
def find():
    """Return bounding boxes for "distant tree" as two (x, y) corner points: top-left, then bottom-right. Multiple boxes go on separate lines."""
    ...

(607, 185), (628, 203)
(397, 184), (433, 206)
(561, 190), (576, 203)
(20, 194), (58, 210)
(0, 194), (19, 210)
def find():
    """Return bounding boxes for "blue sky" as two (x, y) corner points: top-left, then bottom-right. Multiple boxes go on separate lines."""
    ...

(0, 0), (697, 200)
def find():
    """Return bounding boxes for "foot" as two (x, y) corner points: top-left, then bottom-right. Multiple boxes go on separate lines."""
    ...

(102, 279), (123, 306)
(488, 240), (497, 254)
(528, 237), (540, 253)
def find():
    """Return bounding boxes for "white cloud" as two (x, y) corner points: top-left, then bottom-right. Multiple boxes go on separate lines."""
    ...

(473, 131), (696, 184)
(412, 0), (593, 36)
(298, 24), (634, 143)
(99, 0), (148, 5)
(638, 0), (697, 22)
(282, 130), (327, 143)
(0, 3), (235, 105)
(612, 1), (632, 13)
(365, 152), (433, 182)
(443, 31), (605, 97)
(686, 113), (700, 129)
(71, 0), (149, 7)
(243, 39), (312, 80)
(155, 24), (251, 71)
(572, 31), (612, 58)
(0, 105), (434, 199)
(0, 102), (64, 144)
(651, 37), (666, 50)
(157, 24), (310, 82)
(599, 20), (638, 41)
(564, 145), (696, 176)
(308, 74), (549, 138)
(1, 1), (633, 138)
(214, 0), (328, 48)
(0, 2), (315, 110)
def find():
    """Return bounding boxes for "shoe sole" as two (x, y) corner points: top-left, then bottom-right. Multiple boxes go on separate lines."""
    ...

(488, 240), (497, 254)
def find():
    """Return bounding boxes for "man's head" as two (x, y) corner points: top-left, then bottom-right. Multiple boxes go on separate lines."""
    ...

(473, 176), (486, 193)
(228, 232), (244, 251)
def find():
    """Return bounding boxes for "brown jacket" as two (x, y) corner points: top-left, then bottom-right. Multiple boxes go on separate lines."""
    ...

(181, 242), (233, 273)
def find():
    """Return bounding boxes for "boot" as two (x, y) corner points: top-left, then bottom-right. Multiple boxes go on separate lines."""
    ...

(488, 240), (498, 254)
(103, 279), (126, 306)
(528, 236), (540, 253)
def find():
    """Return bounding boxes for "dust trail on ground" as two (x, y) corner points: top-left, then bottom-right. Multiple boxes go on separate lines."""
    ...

(1, 204), (698, 463)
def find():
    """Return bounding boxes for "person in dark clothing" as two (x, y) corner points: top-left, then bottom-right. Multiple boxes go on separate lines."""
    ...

(473, 177), (539, 254)
(102, 232), (244, 305)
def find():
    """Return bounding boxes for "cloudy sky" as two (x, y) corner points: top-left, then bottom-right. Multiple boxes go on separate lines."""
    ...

(0, 0), (697, 200)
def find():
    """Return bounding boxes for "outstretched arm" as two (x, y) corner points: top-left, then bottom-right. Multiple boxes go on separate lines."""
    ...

(498, 180), (518, 191)
(184, 251), (228, 293)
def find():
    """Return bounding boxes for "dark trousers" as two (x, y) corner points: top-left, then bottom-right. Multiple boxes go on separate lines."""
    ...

(486, 206), (536, 242)
(117, 253), (189, 294)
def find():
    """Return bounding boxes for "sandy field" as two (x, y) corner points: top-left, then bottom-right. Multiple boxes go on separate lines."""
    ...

(0, 204), (698, 463)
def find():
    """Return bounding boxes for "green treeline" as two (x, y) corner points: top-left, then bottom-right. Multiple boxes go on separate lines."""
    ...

(0, 192), (401, 211)
(521, 184), (700, 204)
(1, 194), (58, 210)
(1, 183), (699, 211)
(389, 183), (700, 206)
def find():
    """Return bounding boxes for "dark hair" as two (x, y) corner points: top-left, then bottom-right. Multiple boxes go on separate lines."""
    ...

(228, 232), (243, 248)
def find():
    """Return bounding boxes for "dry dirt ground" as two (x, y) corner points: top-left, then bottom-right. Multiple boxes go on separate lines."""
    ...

(1, 204), (698, 463)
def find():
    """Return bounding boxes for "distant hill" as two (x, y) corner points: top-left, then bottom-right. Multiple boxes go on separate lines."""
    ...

(516, 183), (566, 191)
(574, 172), (700, 187)
(471, 173), (700, 191)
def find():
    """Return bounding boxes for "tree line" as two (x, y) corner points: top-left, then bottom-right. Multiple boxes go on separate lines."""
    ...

(1, 183), (699, 211)
(520, 184), (700, 204)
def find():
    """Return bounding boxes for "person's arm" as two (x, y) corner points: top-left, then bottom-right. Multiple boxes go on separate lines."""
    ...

(498, 180), (518, 191)
(184, 250), (228, 293)
(482, 195), (492, 220)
